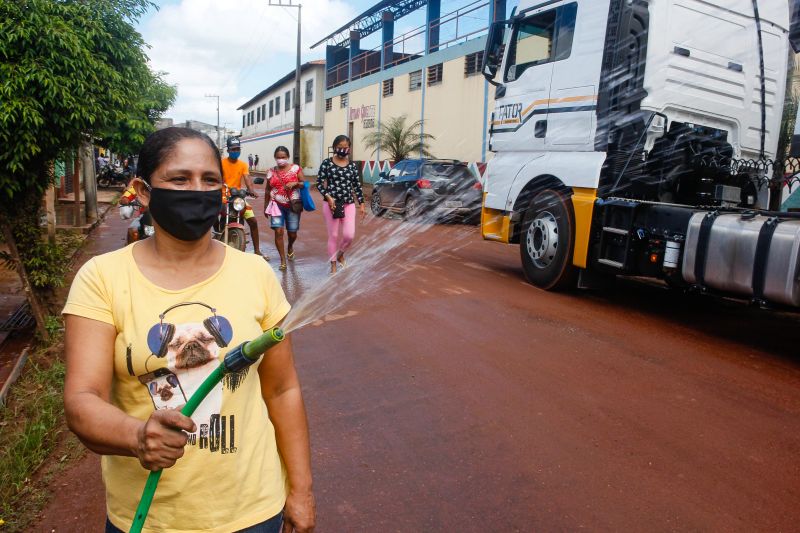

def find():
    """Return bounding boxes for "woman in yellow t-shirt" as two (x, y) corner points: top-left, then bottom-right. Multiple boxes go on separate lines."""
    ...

(63, 127), (315, 533)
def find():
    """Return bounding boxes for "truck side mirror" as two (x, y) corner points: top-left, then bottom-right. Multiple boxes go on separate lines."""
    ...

(483, 20), (506, 85)
(379, 171), (387, 179)
(791, 0), (800, 52)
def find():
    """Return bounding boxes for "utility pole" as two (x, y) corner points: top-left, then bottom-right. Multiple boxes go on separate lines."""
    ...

(269, 0), (302, 165)
(205, 94), (221, 150)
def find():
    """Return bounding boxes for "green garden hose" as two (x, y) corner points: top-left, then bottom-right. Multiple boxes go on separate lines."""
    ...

(129, 327), (285, 533)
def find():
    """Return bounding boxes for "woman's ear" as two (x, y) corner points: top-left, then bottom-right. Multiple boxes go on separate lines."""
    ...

(132, 177), (151, 208)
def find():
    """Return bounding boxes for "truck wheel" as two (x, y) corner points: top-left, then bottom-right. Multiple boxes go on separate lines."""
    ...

(520, 189), (576, 290)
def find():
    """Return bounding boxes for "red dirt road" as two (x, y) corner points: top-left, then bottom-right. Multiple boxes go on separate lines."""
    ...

(35, 206), (800, 532)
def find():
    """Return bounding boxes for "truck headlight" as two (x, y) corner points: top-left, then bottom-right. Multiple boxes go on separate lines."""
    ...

(233, 197), (246, 212)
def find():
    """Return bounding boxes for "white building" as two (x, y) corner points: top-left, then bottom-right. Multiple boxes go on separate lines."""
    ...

(238, 60), (326, 174)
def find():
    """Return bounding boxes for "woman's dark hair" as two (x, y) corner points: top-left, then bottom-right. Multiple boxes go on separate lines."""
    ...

(137, 127), (222, 183)
(332, 135), (351, 149)
(274, 145), (290, 158)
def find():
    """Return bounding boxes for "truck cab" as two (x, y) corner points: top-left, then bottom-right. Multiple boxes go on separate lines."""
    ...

(480, 0), (800, 307)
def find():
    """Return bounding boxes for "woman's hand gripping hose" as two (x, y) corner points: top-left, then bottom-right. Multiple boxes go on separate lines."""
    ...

(129, 327), (286, 533)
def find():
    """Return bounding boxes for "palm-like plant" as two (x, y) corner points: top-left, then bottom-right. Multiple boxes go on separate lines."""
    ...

(362, 115), (435, 162)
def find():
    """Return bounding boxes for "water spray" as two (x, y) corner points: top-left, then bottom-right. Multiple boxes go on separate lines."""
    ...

(129, 327), (286, 533)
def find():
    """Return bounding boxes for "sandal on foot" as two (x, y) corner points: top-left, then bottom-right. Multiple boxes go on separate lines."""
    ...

(287, 250), (295, 261)
(279, 263), (287, 271)
(336, 252), (347, 268)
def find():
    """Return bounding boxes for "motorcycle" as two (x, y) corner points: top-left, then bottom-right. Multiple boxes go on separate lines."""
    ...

(120, 200), (154, 244)
(213, 186), (251, 251)
(98, 164), (128, 188)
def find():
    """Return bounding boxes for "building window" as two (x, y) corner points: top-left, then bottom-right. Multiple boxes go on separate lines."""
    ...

(464, 51), (483, 76)
(275, 96), (280, 114)
(257, 107), (261, 122)
(409, 70), (422, 91)
(269, 100), (274, 117)
(246, 112), (250, 126)
(340, 93), (348, 108)
(427, 63), (443, 85)
(261, 103), (266, 120)
(285, 90), (291, 111)
(242, 116), (246, 128)
(325, 98), (332, 112)
(383, 78), (394, 97)
(305, 79), (314, 103)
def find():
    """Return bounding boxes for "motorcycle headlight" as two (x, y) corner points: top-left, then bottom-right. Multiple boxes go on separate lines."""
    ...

(233, 197), (246, 212)
(143, 225), (155, 236)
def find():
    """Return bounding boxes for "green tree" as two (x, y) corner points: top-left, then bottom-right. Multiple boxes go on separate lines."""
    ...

(362, 115), (435, 162)
(0, 0), (165, 339)
(101, 70), (176, 155)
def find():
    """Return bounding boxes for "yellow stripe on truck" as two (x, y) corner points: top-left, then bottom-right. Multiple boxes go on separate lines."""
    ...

(570, 187), (597, 268)
(481, 193), (512, 243)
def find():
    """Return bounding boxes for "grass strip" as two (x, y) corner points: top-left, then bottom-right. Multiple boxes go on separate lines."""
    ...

(0, 352), (66, 529)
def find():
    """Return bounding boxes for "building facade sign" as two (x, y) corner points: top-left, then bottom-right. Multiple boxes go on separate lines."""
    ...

(349, 105), (377, 129)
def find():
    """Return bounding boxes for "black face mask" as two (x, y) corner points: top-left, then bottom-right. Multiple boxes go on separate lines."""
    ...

(145, 185), (222, 241)
(334, 148), (350, 158)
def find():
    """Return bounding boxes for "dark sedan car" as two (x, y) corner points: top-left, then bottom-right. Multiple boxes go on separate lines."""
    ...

(370, 159), (482, 223)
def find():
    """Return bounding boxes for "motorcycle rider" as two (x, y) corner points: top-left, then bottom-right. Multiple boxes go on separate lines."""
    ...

(221, 137), (266, 259)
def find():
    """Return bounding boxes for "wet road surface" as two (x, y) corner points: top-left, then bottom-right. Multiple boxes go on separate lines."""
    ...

(35, 206), (800, 531)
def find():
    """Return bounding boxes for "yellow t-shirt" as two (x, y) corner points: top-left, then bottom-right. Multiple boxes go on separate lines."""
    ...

(221, 158), (249, 190)
(62, 244), (291, 533)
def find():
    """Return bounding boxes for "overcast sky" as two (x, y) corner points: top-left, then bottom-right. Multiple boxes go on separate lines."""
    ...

(136, 0), (369, 130)
(136, 0), (501, 131)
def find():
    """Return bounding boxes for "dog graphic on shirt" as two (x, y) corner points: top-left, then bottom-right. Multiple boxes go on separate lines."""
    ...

(164, 322), (222, 432)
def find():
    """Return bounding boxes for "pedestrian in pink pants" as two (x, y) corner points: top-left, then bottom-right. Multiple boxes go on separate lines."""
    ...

(316, 135), (366, 274)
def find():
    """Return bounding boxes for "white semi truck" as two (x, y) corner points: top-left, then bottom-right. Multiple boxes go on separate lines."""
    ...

(480, 0), (800, 307)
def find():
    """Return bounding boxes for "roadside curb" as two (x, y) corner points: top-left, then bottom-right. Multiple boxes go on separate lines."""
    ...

(0, 347), (29, 406)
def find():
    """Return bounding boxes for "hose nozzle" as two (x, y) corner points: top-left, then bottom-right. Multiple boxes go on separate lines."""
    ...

(223, 326), (285, 373)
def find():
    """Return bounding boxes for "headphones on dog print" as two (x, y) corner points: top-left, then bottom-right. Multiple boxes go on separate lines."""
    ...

(146, 302), (233, 358)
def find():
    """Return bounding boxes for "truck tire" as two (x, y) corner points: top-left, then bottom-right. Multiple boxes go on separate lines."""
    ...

(520, 189), (576, 290)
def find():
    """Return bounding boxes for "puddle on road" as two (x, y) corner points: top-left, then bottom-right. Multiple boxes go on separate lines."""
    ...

(281, 211), (476, 333)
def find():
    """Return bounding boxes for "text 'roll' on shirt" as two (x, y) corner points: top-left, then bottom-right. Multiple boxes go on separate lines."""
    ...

(62, 243), (291, 533)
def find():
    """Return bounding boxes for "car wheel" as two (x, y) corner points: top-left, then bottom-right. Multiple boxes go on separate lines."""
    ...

(404, 194), (421, 221)
(520, 189), (576, 290)
(225, 227), (247, 252)
(370, 192), (385, 216)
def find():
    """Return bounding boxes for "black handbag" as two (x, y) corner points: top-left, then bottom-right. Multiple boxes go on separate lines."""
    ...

(290, 198), (304, 214)
(332, 200), (346, 219)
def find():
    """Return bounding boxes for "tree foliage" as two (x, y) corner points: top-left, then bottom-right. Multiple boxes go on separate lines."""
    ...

(0, 0), (158, 201)
(362, 115), (435, 162)
(100, 70), (176, 155)
(0, 0), (170, 338)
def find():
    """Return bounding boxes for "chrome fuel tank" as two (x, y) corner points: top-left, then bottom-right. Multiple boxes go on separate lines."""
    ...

(682, 213), (800, 306)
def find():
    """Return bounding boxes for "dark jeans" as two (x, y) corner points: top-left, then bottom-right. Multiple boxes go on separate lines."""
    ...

(106, 511), (283, 533)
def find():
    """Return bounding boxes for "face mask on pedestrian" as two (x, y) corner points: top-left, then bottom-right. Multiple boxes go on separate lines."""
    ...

(334, 147), (350, 158)
(142, 181), (222, 241)
(276, 158), (289, 167)
(228, 151), (241, 161)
